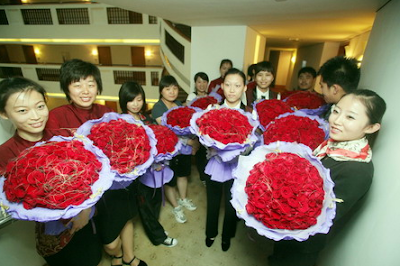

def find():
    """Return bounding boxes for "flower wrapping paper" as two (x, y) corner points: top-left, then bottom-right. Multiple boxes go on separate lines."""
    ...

(0, 135), (114, 222)
(190, 106), (259, 182)
(139, 124), (181, 188)
(76, 112), (157, 185)
(231, 142), (336, 241)
(162, 106), (201, 155)
(139, 163), (174, 188)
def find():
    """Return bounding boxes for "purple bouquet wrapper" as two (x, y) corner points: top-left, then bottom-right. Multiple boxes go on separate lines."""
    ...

(0, 135), (114, 223)
(76, 112), (157, 184)
(231, 141), (336, 241)
(190, 106), (259, 182)
(139, 163), (174, 188)
(190, 106), (259, 162)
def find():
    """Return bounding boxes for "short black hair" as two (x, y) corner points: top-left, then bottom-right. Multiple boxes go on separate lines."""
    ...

(194, 72), (209, 82)
(0, 77), (47, 113)
(298, 66), (317, 78)
(118, 81), (147, 114)
(220, 59), (233, 68)
(159, 75), (179, 98)
(255, 61), (275, 87)
(318, 56), (360, 93)
(223, 68), (246, 84)
(59, 59), (103, 101)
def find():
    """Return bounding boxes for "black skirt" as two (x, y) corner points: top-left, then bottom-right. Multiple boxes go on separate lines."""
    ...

(94, 182), (138, 244)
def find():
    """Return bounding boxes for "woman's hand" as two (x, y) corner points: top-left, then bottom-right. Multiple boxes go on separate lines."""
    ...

(67, 207), (92, 235)
(188, 138), (200, 155)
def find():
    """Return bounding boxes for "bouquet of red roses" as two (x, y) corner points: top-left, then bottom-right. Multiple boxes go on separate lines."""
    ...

(162, 106), (200, 155)
(253, 99), (294, 131)
(231, 142), (336, 241)
(76, 113), (157, 186)
(284, 91), (329, 116)
(0, 136), (113, 222)
(139, 124), (181, 188)
(188, 95), (221, 110)
(162, 106), (199, 136)
(190, 106), (259, 182)
(263, 111), (329, 150)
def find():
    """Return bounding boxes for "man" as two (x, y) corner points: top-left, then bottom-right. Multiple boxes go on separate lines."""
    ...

(318, 56), (360, 118)
(297, 66), (317, 92)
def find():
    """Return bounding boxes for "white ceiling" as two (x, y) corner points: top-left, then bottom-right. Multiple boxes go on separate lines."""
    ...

(97, 0), (390, 47)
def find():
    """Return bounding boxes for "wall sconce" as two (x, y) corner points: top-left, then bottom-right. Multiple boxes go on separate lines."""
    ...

(91, 49), (98, 56)
(145, 50), (152, 57)
(291, 55), (296, 64)
(34, 48), (40, 55)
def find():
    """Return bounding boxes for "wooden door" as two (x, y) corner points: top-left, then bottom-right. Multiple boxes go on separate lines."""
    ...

(98, 46), (112, 66)
(131, 47), (145, 66)
(22, 45), (37, 64)
(0, 45), (10, 63)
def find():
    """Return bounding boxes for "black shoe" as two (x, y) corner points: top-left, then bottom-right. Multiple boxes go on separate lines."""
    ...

(205, 237), (215, 247)
(123, 256), (147, 266)
(221, 239), (231, 251)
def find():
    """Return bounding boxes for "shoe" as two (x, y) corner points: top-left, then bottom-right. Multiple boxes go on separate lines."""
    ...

(222, 239), (231, 251)
(172, 206), (187, 223)
(123, 256), (147, 266)
(178, 198), (197, 211)
(162, 236), (178, 247)
(110, 254), (123, 266)
(205, 237), (215, 247)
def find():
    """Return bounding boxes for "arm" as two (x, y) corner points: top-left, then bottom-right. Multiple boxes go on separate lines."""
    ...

(67, 207), (93, 235)
(331, 162), (373, 222)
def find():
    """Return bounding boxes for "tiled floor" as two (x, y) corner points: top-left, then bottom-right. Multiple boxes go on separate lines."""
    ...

(100, 165), (274, 266)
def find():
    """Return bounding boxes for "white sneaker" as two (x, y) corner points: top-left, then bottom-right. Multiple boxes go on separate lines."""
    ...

(178, 198), (197, 211)
(162, 237), (178, 247)
(172, 206), (187, 223)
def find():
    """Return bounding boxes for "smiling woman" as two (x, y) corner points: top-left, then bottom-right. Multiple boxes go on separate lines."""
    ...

(268, 89), (387, 266)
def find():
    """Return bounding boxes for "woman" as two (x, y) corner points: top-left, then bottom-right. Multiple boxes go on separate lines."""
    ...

(186, 72), (209, 104)
(118, 81), (178, 247)
(268, 89), (386, 266)
(151, 75), (199, 224)
(0, 77), (103, 266)
(46, 59), (146, 266)
(205, 68), (249, 252)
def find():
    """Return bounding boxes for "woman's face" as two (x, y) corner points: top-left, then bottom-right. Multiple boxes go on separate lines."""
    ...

(68, 76), (98, 109)
(222, 73), (246, 107)
(220, 63), (232, 78)
(255, 70), (274, 91)
(161, 85), (179, 102)
(195, 77), (208, 94)
(0, 90), (48, 141)
(127, 94), (144, 116)
(329, 94), (378, 142)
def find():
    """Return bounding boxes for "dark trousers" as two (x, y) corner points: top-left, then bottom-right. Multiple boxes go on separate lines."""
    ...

(136, 182), (167, 245)
(268, 234), (327, 266)
(205, 178), (238, 240)
(195, 145), (209, 181)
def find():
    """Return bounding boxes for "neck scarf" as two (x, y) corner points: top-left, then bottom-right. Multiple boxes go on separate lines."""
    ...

(313, 137), (372, 163)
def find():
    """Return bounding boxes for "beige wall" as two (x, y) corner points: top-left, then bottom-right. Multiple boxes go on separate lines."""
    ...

(320, 0), (400, 265)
